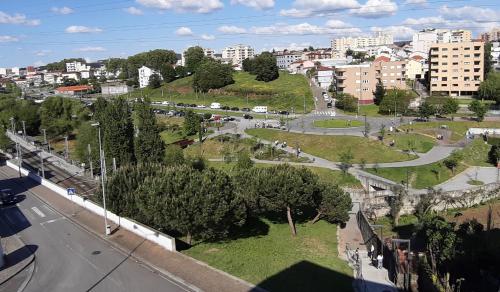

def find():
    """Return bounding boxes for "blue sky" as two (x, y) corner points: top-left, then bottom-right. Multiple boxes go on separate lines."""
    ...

(0, 0), (499, 67)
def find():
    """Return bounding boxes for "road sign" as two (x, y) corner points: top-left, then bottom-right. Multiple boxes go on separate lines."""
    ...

(67, 188), (76, 196)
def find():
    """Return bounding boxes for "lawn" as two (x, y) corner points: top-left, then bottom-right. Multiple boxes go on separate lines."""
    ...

(365, 160), (467, 189)
(459, 138), (493, 166)
(130, 71), (314, 113)
(184, 137), (255, 159)
(208, 161), (362, 189)
(313, 119), (364, 128)
(372, 214), (418, 239)
(384, 133), (437, 153)
(400, 121), (500, 143)
(245, 128), (416, 163)
(182, 219), (353, 292)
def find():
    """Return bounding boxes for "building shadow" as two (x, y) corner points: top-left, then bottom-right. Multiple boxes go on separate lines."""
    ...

(0, 245), (37, 272)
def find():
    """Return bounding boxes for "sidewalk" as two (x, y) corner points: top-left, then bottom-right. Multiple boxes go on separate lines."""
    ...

(1, 165), (260, 292)
(0, 212), (35, 285)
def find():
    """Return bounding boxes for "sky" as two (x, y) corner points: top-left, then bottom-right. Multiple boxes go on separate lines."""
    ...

(0, 0), (499, 67)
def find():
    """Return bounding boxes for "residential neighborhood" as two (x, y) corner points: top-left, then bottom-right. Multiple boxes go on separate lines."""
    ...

(0, 1), (499, 292)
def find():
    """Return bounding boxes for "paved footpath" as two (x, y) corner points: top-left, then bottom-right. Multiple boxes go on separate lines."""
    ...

(0, 165), (260, 292)
(436, 167), (500, 191)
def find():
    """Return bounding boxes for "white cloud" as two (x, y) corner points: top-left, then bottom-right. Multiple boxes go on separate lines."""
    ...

(0, 35), (19, 43)
(371, 25), (415, 40)
(124, 6), (144, 15)
(200, 34), (215, 40)
(176, 27), (193, 36)
(74, 46), (107, 52)
(51, 7), (74, 15)
(231, 0), (274, 10)
(218, 25), (246, 34)
(33, 61), (45, 67)
(439, 5), (499, 22)
(351, 0), (397, 18)
(403, 16), (445, 26)
(136, 0), (223, 13)
(65, 26), (103, 33)
(0, 11), (40, 26)
(404, 0), (426, 4)
(250, 23), (325, 35)
(264, 42), (314, 52)
(325, 20), (350, 28)
(281, 0), (360, 17)
(35, 50), (52, 56)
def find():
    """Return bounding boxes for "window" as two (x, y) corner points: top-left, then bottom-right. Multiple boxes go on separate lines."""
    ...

(453, 55), (459, 58)
(442, 55), (448, 58)
(355, 72), (360, 76)
(464, 54), (470, 58)
(464, 69), (470, 72)
(396, 73), (401, 76)
(391, 80), (395, 83)
(442, 62), (448, 65)
(442, 70), (448, 73)
(453, 77), (458, 80)
(464, 47), (471, 50)
(363, 72), (368, 76)
(452, 62), (458, 65)
(396, 65), (401, 69)
(382, 73), (387, 76)
(464, 61), (470, 65)
(442, 77), (447, 81)
(362, 80), (369, 83)
(452, 48), (458, 51)
(442, 48), (448, 51)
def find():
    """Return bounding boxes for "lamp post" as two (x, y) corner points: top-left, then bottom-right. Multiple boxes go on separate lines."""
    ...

(9, 117), (21, 178)
(91, 122), (111, 236)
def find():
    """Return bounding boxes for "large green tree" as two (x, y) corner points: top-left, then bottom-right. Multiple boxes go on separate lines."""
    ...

(148, 74), (162, 89)
(192, 59), (234, 93)
(373, 79), (386, 105)
(75, 122), (100, 174)
(134, 99), (165, 163)
(310, 184), (352, 224)
(183, 110), (201, 136)
(479, 72), (500, 104)
(253, 52), (279, 82)
(39, 96), (83, 137)
(418, 102), (435, 121)
(468, 100), (487, 122)
(184, 46), (205, 74)
(378, 89), (411, 115)
(160, 64), (177, 83)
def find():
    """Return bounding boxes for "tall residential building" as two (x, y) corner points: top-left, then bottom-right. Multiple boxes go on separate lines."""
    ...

(373, 58), (407, 90)
(428, 41), (484, 96)
(334, 64), (376, 104)
(412, 29), (472, 55)
(331, 32), (393, 52)
(275, 51), (302, 69)
(66, 61), (90, 73)
(181, 47), (216, 66)
(480, 28), (500, 42)
(138, 66), (161, 88)
(222, 44), (254, 64)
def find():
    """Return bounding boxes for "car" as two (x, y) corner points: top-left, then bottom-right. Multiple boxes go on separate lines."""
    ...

(177, 111), (186, 117)
(241, 107), (250, 112)
(230, 107), (239, 111)
(221, 105), (230, 110)
(222, 116), (235, 121)
(243, 114), (253, 119)
(326, 102), (333, 108)
(252, 106), (268, 113)
(278, 110), (289, 115)
(210, 102), (221, 109)
(0, 189), (15, 205)
(197, 105), (206, 108)
(177, 102), (185, 107)
(189, 104), (197, 107)
(161, 101), (170, 105)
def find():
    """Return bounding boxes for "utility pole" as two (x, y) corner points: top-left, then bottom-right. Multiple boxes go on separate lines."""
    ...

(10, 118), (21, 177)
(358, 66), (361, 118)
(112, 158), (117, 172)
(88, 144), (93, 178)
(92, 122), (111, 236)
(21, 120), (26, 140)
(64, 136), (69, 160)
(39, 147), (45, 178)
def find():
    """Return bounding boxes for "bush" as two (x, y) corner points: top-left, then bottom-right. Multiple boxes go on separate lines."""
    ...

(335, 93), (357, 112)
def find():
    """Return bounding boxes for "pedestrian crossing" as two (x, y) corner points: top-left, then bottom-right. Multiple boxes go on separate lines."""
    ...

(313, 110), (337, 116)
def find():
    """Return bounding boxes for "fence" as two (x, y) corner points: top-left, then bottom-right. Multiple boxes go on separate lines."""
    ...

(5, 160), (176, 252)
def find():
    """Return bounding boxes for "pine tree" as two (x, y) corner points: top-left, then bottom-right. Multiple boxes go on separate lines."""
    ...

(134, 99), (165, 164)
(373, 79), (386, 105)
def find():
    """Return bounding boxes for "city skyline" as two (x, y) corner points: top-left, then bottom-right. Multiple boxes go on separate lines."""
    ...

(1, 0), (499, 67)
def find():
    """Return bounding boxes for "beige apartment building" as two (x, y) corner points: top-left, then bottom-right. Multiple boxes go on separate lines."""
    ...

(334, 59), (407, 104)
(429, 41), (484, 96)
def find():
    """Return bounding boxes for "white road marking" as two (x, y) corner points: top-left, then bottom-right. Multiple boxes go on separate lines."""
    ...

(23, 209), (36, 221)
(42, 205), (55, 215)
(31, 207), (46, 218)
(40, 217), (65, 225)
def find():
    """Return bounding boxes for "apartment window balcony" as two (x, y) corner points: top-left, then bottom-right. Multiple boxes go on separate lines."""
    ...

(336, 75), (347, 80)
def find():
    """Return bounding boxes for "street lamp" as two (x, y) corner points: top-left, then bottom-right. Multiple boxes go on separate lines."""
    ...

(91, 122), (111, 236)
(9, 117), (22, 178)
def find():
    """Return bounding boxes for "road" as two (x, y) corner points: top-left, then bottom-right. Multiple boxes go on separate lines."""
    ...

(0, 166), (192, 292)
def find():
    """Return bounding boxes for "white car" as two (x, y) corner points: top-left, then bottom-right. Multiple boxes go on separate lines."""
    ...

(197, 105), (206, 108)
(161, 101), (170, 105)
(210, 102), (221, 109)
(252, 106), (268, 113)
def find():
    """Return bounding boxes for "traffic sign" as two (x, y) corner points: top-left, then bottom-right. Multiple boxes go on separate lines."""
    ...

(67, 188), (76, 196)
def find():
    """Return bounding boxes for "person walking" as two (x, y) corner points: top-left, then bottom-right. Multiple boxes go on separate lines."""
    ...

(355, 248), (360, 263)
(377, 254), (383, 269)
(370, 244), (375, 261)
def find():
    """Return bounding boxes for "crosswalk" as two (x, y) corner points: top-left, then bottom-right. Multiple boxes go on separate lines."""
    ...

(313, 110), (337, 116)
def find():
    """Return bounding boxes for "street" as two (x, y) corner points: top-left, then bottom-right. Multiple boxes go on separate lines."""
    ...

(0, 165), (192, 292)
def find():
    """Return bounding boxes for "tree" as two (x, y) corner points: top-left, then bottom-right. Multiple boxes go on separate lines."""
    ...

(75, 122), (100, 174)
(488, 145), (500, 165)
(252, 52), (279, 82)
(39, 96), (81, 137)
(468, 100), (487, 122)
(484, 42), (492, 78)
(478, 72), (500, 104)
(148, 74), (161, 89)
(363, 121), (371, 138)
(419, 215), (457, 275)
(415, 188), (441, 220)
(310, 184), (352, 224)
(418, 102), (435, 121)
(373, 79), (386, 105)
(175, 66), (187, 78)
(242, 58), (255, 74)
(388, 185), (406, 226)
(379, 124), (386, 140)
(441, 98), (459, 117)
(192, 59), (234, 92)
(183, 110), (201, 136)
(126, 49), (177, 80)
(235, 151), (254, 170)
(0, 126), (13, 151)
(443, 151), (462, 174)
(339, 149), (354, 174)
(184, 46), (206, 74)
(345, 49), (354, 57)
(335, 93), (357, 112)
(134, 99), (165, 163)
(378, 89), (411, 115)
(160, 64), (177, 83)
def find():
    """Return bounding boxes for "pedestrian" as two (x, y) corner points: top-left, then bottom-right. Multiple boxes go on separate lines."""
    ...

(370, 244), (375, 260)
(377, 254), (383, 269)
(355, 248), (359, 263)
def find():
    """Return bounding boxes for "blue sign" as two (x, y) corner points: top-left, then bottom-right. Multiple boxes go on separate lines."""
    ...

(67, 188), (76, 196)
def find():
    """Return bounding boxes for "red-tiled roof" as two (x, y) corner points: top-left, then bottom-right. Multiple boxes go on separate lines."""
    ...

(56, 85), (92, 92)
(317, 66), (332, 71)
(374, 56), (391, 62)
(411, 55), (424, 61)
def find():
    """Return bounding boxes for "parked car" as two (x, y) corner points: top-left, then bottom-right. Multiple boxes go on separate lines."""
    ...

(177, 111), (186, 117)
(243, 114), (253, 119)
(221, 105), (230, 110)
(189, 104), (197, 107)
(230, 107), (239, 111)
(210, 102), (221, 109)
(326, 102), (333, 108)
(197, 104), (206, 108)
(222, 116), (235, 121)
(241, 107), (250, 112)
(278, 110), (289, 115)
(0, 189), (15, 205)
(161, 101), (170, 105)
(252, 106), (268, 113)
(177, 102), (185, 107)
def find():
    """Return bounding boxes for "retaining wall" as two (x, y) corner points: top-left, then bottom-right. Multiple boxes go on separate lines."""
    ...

(6, 160), (176, 252)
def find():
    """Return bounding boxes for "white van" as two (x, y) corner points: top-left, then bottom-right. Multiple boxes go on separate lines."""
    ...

(210, 102), (221, 109)
(252, 106), (268, 113)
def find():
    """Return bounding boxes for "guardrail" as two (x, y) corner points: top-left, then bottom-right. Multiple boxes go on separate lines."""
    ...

(6, 160), (176, 252)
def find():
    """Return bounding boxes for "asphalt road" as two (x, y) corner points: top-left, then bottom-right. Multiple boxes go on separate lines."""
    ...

(0, 166), (192, 292)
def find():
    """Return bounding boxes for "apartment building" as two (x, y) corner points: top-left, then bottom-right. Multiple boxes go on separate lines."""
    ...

(331, 32), (393, 52)
(428, 41), (484, 96)
(66, 61), (90, 73)
(222, 44), (254, 65)
(373, 58), (407, 90)
(412, 29), (472, 55)
(480, 28), (500, 42)
(334, 64), (376, 104)
(316, 66), (334, 89)
(275, 51), (302, 69)
(138, 66), (161, 88)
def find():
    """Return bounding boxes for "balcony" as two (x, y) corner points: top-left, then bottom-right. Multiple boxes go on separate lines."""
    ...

(337, 82), (346, 87)
(336, 75), (346, 80)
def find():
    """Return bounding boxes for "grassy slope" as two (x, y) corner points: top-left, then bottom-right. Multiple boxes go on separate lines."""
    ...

(385, 133), (437, 153)
(400, 121), (500, 143)
(313, 120), (364, 128)
(183, 219), (353, 292)
(245, 128), (416, 163)
(131, 71), (314, 113)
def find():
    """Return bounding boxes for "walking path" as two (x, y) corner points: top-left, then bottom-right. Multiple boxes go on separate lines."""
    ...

(435, 167), (500, 191)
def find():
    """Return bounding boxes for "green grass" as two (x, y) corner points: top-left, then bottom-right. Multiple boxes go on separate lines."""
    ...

(245, 128), (416, 163)
(400, 121), (500, 143)
(132, 71), (314, 113)
(208, 161), (362, 189)
(313, 119), (364, 128)
(372, 215), (418, 239)
(337, 104), (384, 117)
(366, 160), (467, 189)
(182, 219), (353, 292)
(385, 133), (437, 153)
(467, 179), (484, 186)
(459, 138), (493, 166)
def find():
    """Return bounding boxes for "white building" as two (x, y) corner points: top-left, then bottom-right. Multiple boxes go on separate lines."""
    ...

(222, 44), (254, 65)
(66, 61), (90, 73)
(138, 66), (160, 88)
(180, 47), (216, 66)
(412, 29), (472, 54)
(316, 66), (334, 89)
(61, 72), (81, 81)
(11, 67), (20, 76)
(0, 68), (6, 76)
(275, 52), (302, 69)
(101, 82), (132, 96)
(331, 32), (393, 52)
